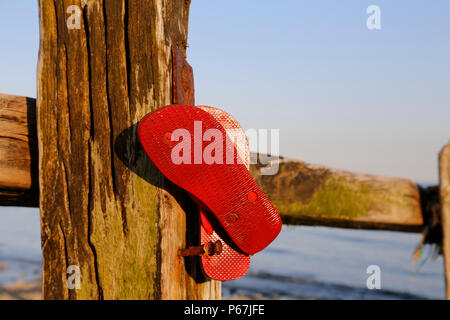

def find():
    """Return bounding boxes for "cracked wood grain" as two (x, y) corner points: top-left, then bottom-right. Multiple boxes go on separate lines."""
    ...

(37, 0), (219, 300)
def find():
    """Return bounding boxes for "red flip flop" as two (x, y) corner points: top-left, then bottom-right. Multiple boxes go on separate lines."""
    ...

(138, 105), (282, 255)
(191, 194), (250, 281)
(195, 106), (251, 280)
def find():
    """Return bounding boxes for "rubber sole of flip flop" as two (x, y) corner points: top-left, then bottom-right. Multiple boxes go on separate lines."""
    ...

(200, 209), (250, 280)
(196, 106), (250, 280)
(138, 105), (282, 255)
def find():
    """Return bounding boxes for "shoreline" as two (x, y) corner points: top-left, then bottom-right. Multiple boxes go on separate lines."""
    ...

(0, 279), (41, 300)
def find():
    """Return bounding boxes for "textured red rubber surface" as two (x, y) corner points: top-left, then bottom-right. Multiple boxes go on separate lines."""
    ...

(138, 105), (282, 255)
(196, 106), (250, 280)
(200, 211), (250, 280)
(191, 194), (250, 281)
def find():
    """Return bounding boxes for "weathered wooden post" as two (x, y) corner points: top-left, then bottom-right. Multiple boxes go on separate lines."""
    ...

(439, 142), (450, 299)
(37, 0), (220, 299)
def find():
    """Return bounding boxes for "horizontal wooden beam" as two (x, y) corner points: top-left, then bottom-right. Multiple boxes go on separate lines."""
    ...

(251, 156), (427, 232)
(0, 94), (38, 207)
(0, 94), (428, 232)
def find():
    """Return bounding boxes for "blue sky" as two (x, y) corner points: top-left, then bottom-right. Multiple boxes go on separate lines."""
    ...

(1, 1), (449, 182)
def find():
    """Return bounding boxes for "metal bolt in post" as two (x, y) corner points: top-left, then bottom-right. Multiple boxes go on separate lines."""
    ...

(180, 240), (223, 257)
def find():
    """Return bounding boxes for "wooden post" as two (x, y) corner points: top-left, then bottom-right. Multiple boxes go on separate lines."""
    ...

(439, 142), (450, 299)
(37, 0), (219, 299)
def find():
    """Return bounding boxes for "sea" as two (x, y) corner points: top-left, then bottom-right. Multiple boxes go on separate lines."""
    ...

(0, 207), (445, 300)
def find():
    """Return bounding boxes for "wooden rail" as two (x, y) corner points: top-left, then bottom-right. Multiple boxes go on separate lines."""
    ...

(0, 94), (429, 232)
(252, 157), (426, 232)
(0, 94), (38, 207)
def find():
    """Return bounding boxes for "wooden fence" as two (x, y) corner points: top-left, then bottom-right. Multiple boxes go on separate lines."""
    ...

(0, 0), (448, 300)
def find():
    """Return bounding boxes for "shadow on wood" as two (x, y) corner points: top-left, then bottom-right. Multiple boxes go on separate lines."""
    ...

(114, 122), (209, 284)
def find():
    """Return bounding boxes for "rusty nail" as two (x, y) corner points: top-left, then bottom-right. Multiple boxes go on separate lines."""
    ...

(179, 240), (222, 257)
(204, 240), (222, 256)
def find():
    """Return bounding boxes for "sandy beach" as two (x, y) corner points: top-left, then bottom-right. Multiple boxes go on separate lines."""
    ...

(0, 279), (41, 300)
